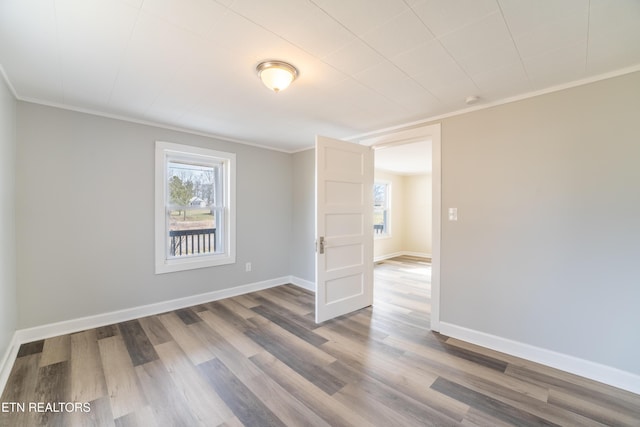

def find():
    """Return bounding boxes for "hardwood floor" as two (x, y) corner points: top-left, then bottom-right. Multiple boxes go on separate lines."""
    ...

(2, 256), (639, 426)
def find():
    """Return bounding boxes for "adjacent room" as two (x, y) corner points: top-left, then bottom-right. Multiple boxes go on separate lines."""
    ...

(373, 140), (433, 262)
(1, 1), (639, 425)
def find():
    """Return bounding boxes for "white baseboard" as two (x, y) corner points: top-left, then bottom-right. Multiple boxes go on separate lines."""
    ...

(439, 321), (640, 395)
(2, 277), (291, 395)
(374, 251), (403, 262)
(13, 276), (289, 349)
(289, 276), (315, 292)
(374, 251), (432, 262)
(0, 332), (20, 397)
(403, 251), (432, 259)
(6, 278), (638, 397)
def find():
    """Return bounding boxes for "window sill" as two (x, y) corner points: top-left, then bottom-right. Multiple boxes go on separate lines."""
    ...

(155, 254), (235, 274)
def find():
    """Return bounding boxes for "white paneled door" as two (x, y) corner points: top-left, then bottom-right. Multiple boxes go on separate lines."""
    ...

(315, 135), (374, 323)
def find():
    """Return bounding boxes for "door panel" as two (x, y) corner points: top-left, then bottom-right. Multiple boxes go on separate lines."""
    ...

(315, 135), (373, 323)
(325, 274), (364, 302)
(325, 244), (363, 271)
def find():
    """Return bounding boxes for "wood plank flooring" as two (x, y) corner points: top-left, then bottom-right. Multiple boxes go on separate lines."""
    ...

(2, 256), (639, 426)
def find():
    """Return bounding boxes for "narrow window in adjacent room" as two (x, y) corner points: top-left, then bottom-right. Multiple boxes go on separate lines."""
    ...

(373, 181), (390, 237)
(155, 141), (235, 273)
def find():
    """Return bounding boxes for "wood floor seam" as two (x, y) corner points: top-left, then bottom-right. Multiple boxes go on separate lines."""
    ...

(2, 256), (638, 427)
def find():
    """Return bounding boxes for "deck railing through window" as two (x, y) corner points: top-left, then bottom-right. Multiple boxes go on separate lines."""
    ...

(169, 228), (216, 256)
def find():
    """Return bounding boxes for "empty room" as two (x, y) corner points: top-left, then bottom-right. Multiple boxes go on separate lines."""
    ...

(1, 1), (639, 426)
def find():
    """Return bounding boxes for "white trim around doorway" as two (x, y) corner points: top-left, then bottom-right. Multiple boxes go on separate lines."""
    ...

(355, 123), (442, 332)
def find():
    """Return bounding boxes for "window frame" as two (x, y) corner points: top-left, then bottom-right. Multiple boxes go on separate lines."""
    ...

(374, 180), (391, 239)
(155, 141), (236, 274)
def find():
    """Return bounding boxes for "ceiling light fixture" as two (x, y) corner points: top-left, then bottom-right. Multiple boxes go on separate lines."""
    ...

(256, 60), (298, 93)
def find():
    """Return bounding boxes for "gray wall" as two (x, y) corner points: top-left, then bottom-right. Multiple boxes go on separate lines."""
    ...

(440, 71), (640, 375)
(9, 70), (640, 379)
(288, 72), (640, 377)
(291, 149), (315, 282)
(0, 78), (17, 359)
(16, 103), (292, 329)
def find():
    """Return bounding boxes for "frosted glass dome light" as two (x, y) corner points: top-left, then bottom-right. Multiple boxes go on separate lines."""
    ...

(257, 61), (298, 93)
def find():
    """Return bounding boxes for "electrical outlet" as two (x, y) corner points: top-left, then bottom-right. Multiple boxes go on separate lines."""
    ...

(448, 208), (458, 221)
(245, 262), (252, 272)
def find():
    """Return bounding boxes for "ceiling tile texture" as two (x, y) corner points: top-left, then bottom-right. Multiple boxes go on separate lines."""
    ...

(1, 0), (639, 151)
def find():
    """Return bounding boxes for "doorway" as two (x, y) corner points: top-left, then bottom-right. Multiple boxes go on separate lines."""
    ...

(312, 124), (441, 328)
(358, 123), (441, 331)
(373, 140), (433, 261)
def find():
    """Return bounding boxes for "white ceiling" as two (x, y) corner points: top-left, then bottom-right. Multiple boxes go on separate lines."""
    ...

(375, 141), (432, 175)
(1, 0), (639, 152)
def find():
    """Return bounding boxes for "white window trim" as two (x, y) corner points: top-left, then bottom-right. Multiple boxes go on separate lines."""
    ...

(374, 180), (391, 239)
(155, 141), (236, 274)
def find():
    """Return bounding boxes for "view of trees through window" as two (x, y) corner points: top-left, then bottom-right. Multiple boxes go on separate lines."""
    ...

(167, 160), (222, 256)
(156, 141), (235, 272)
(168, 161), (216, 227)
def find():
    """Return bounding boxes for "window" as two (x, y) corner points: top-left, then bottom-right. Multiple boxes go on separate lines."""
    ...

(155, 141), (235, 274)
(374, 181), (390, 237)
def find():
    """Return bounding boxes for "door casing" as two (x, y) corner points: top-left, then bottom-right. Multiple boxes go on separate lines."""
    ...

(357, 123), (441, 331)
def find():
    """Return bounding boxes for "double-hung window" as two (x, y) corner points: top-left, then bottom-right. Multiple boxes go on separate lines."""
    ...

(155, 141), (235, 274)
(373, 181), (390, 237)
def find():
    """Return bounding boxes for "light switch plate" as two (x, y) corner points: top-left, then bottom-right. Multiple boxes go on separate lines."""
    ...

(448, 208), (458, 221)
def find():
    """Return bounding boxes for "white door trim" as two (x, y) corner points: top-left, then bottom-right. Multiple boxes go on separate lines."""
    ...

(356, 123), (442, 332)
